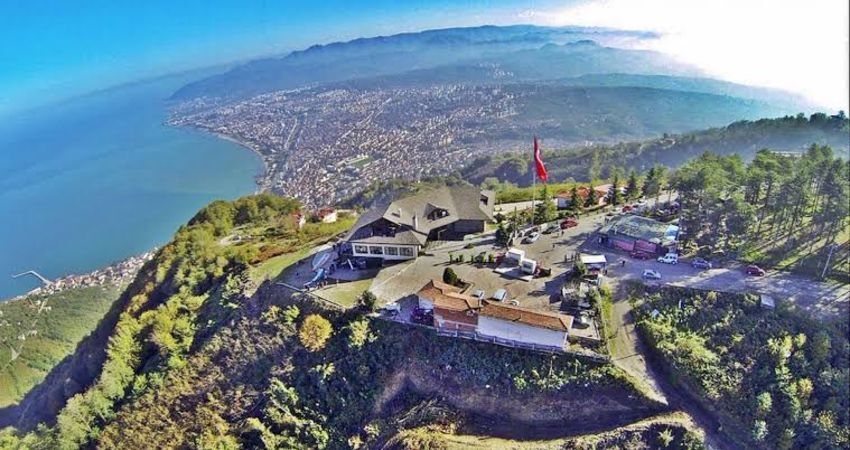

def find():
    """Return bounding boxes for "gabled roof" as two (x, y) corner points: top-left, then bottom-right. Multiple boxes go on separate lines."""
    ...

(384, 186), (494, 233)
(346, 186), (494, 244)
(479, 301), (573, 332)
(417, 279), (480, 311)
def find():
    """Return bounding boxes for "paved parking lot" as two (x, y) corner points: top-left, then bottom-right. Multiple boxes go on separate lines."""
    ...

(589, 246), (849, 320)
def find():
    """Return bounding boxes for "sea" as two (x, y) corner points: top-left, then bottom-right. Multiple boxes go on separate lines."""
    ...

(0, 72), (263, 300)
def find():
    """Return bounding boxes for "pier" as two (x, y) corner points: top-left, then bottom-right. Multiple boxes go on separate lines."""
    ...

(11, 270), (52, 286)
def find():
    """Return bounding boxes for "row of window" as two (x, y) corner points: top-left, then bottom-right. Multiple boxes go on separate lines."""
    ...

(353, 244), (415, 257)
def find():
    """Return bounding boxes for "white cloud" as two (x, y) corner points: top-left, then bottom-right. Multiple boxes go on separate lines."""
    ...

(527, 0), (849, 111)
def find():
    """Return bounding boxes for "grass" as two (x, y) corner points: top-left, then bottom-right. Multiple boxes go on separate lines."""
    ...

(314, 278), (373, 307)
(496, 182), (578, 203)
(250, 246), (313, 283)
(0, 285), (121, 407)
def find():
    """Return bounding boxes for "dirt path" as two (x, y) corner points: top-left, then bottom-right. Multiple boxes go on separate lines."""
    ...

(606, 282), (742, 450)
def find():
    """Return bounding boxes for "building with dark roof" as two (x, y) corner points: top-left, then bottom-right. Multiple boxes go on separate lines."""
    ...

(346, 186), (495, 261)
(597, 214), (679, 255)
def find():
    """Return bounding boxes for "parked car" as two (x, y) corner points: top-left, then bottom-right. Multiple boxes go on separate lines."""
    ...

(472, 289), (486, 300)
(382, 302), (401, 316)
(636, 199), (648, 207)
(629, 250), (652, 260)
(410, 308), (433, 325)
(492, 288), (508, 302)
(657, 253), (679, 265)
(622, 205), (634, 213)
(523, 232), (541, 243)
(560, 218), (578, 229)
(576, 313), (592, 327)
(745, 265), (766, 276)
(508, 299), (520, 306)
(691, 258), (713, 270)
(643, 269), (662, 280)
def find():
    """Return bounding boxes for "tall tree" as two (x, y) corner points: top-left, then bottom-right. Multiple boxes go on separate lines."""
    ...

(625, 169), (640, 201)
(609, 173), (623, 206)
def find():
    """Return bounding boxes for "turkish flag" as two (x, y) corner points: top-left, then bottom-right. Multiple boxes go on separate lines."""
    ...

(533, 137), (548, 182)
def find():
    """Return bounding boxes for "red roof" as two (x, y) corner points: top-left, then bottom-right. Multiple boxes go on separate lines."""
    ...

(479, 301), (572, 331)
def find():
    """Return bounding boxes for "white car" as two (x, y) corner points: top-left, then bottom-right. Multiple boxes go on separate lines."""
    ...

(523, 232), (541, 243)
(657, 253), (679, 265)
(472, 289), (486, 300)
(643, 269), (662, 280)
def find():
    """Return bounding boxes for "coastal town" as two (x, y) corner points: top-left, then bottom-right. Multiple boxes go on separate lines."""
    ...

(168, 83), (522, 206)
(8, 251), (155, 302)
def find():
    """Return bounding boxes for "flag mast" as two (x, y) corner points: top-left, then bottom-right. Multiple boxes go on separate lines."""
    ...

(531, 136), (536, 227)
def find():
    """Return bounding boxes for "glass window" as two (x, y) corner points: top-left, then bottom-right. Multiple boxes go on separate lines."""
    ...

(354, 245), (368, 254)
(369, 246), (384, 255)
(399, 246), (414, 257)
(385, 246), (399, 256)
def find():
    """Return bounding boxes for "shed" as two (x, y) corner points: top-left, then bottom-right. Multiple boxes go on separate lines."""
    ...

(760, 295), (776, 309)
(506, 248), (525, 264)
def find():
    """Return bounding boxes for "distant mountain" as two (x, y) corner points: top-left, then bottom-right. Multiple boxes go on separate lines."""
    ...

(172, 24), (812, 115)
(171, 25), (693, 101)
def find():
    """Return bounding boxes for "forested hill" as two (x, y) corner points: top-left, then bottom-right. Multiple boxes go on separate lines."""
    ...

(462, 113), (850, 186)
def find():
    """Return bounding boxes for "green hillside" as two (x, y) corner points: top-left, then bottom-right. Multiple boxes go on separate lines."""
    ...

(462, 113), (850, 186)
(0, 193), (670, 449)
(0, 286), (121, 408)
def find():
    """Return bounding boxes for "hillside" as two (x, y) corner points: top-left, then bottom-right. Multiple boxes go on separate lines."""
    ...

(462, 113), (850, 186)
(0, 194), (677, 449)
(0, 286), (121, 408)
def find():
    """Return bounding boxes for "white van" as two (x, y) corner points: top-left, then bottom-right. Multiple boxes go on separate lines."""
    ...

(657, 253), (679, 265)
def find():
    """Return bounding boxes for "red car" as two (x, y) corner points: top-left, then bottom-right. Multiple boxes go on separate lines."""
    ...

(622, 205), (634, 212)
(629, 250), (652, 260)
(560, 219), (579, 229)
(745, 265), (766, 276)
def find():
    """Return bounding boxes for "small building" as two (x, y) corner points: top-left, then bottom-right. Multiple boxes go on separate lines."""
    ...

(579, 253), (608, 272)
(345, 186), (495, 262)
(316, 207), (338, 223)
(478, 301), (572, 350)
(760, 294), (776, 310)
(290, 211), (306, 230)
(597, 214), (679, 255)
(414, 281), (572, 349)
(555, 185), (612, 209)
(417, 280), (480, 332)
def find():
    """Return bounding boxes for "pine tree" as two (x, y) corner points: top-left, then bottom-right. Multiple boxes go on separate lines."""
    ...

(609, 173), (622, 206)
(534, 184), (556, 224)
(569, 185), (584, 215)
(586, 184), (598, 208)
(626, 169), (640, 201)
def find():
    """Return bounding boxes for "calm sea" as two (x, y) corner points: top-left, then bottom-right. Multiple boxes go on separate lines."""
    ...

(0, 73), (262, 299)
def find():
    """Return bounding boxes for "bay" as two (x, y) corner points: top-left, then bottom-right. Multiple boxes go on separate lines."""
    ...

(0, 72), (262, 299)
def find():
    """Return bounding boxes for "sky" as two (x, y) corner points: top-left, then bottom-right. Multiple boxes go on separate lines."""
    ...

(1, 0), (847, 115)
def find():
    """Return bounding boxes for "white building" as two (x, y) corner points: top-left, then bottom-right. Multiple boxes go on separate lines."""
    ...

(477, 301), (572, 349)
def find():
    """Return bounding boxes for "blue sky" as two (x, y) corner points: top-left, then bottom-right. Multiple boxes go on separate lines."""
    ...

(1, 0), (847, 115)
(0, 0), (561, 115)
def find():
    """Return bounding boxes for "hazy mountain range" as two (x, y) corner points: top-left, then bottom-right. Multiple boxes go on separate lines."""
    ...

(172, 24), (815, 115)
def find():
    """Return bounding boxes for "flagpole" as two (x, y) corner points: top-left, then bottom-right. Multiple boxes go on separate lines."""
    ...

(531, 138), (536, 226)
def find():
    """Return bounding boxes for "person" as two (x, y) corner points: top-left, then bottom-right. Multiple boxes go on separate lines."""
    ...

(621, 259), (626, 267)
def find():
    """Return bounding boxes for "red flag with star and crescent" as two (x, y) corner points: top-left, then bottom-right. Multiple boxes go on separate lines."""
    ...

(533, 136), (548, 182)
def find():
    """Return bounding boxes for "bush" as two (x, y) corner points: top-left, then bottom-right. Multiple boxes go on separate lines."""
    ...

(359, 291), (377, 312)
(442, 268), (460, 286)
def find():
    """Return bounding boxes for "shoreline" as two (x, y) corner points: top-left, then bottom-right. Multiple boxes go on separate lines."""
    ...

(1, 251), (156, 305)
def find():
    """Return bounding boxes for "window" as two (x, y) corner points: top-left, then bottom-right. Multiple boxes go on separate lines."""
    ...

(399, 246), (414, 257)
(369, 246), (384, 255)
(354, 245), (368, 254)
(385, 246), (399, 256)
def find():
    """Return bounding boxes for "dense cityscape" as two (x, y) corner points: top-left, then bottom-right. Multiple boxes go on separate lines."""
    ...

(168, 84), (520, 206)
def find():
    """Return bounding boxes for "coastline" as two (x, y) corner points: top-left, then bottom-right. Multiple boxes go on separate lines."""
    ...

(1, 251), (155, 304)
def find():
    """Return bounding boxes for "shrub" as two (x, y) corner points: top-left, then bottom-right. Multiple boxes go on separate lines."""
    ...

(359, 291), (378, 312)
(442, 268), (460, 286)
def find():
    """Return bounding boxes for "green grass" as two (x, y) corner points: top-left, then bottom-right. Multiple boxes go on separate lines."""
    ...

(496, 182), (577, 203)
(314, 278), (373, 308)
(0, 285), (121, 407)
(250, 247), (314, 283)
